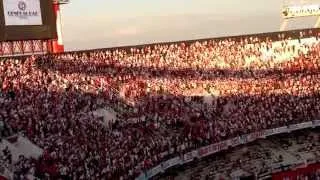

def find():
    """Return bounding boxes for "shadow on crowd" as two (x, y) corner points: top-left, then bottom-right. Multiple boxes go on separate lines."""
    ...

(1, 28), (320, 179)
(3, 75), (318, 135)
(1, 62), (320, 180)
(35, 58), (320, 81)
(2, 79), (319, 179)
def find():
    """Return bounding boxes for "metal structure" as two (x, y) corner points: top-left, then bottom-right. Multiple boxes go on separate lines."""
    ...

(0, 40), (52, 56)
(0, 0), (69, 57)
(52, 0), (69, 53)
(280, 0), (320, 31)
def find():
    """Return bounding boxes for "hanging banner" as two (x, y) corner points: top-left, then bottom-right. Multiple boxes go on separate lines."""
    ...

(247, 131), (266, 142)
(198, 141), (228, 157)
(183, 150), (198, 163)
(265, 126), (288, 136)
(228, 137), (241, 147)
(313, 120), (320, 127)
(161, 157), (181, 170)
(146, 164), (163, 178)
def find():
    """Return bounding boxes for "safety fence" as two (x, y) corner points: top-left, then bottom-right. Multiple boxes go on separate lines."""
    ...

(136, 120), (320, 180)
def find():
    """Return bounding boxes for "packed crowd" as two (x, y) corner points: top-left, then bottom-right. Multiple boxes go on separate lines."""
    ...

(1, 30), (320, 179)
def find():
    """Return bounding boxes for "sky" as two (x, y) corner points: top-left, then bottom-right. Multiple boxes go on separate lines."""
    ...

(59, 0), (320, 51)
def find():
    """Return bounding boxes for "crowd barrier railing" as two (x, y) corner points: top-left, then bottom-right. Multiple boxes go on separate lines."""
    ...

(136, 120), (320, 180)
(272, 162), (320, 179)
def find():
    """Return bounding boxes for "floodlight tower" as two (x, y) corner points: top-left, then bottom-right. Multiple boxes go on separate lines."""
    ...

(52, 0), (69, 53)
(280, 0), (320, 31)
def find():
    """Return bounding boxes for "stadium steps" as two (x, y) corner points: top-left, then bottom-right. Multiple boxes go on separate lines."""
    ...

(10, 136), (43, 160)
(0, 139), (18, 180)
(0, 136), (42, 180)
(0, 138), (23, 162)
(91, 108), (118, 127)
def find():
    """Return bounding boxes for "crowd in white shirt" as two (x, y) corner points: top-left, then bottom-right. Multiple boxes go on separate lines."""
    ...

(0, 30), (320, 179)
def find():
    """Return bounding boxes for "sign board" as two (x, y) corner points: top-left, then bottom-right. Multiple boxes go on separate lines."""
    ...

(53, 0), (69, 4)
(3, 0), (43, 26)
(282, 4), (320, 19)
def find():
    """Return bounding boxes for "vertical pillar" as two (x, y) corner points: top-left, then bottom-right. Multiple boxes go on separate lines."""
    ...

(0, 42), (2, 56)
(20, 41), (24, 54)
(9, 41), (14, 55)
(314, 16), (320, 28)
(52, 3), (64, 53)
(30, 40), (34, 53)
(280, 19), (288, 31)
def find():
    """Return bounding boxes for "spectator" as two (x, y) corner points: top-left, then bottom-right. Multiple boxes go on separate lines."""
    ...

(0, 31), (320, 179)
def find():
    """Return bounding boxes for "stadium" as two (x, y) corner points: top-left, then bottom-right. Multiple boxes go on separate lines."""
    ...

(0, 0), (320, 180)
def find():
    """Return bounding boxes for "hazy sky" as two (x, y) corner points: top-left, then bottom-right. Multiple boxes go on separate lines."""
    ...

(59, 0), (320, 50)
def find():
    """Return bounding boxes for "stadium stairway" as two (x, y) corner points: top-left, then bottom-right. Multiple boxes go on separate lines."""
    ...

(0, 136), (41, 180)
(0, 139), (18, 180)
(92, 108), (118, 127)
(1, 135), (42, 162)
(0, 138), (22, 162)
(11, 136), (43, 159)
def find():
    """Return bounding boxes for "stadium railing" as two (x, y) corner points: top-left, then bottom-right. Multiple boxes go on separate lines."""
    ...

(136, 120), (320, 180)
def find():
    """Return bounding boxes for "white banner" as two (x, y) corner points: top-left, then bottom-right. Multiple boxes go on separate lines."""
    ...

(161, 157), (181, 170)
(265, 126), (288, 136)
(3, 0), (42, 26)
(298, 121), (313, 129)
(247, 131), (266, 142)
(183, 150), (198, 163)
(289, 123), (303, 132)
(313, 120), (320, 127)
(228, 137), (241, 147)
(146, 164), (162, 178)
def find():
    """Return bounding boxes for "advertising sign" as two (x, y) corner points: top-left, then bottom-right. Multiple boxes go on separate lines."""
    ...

(3, 0), (42, 25)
